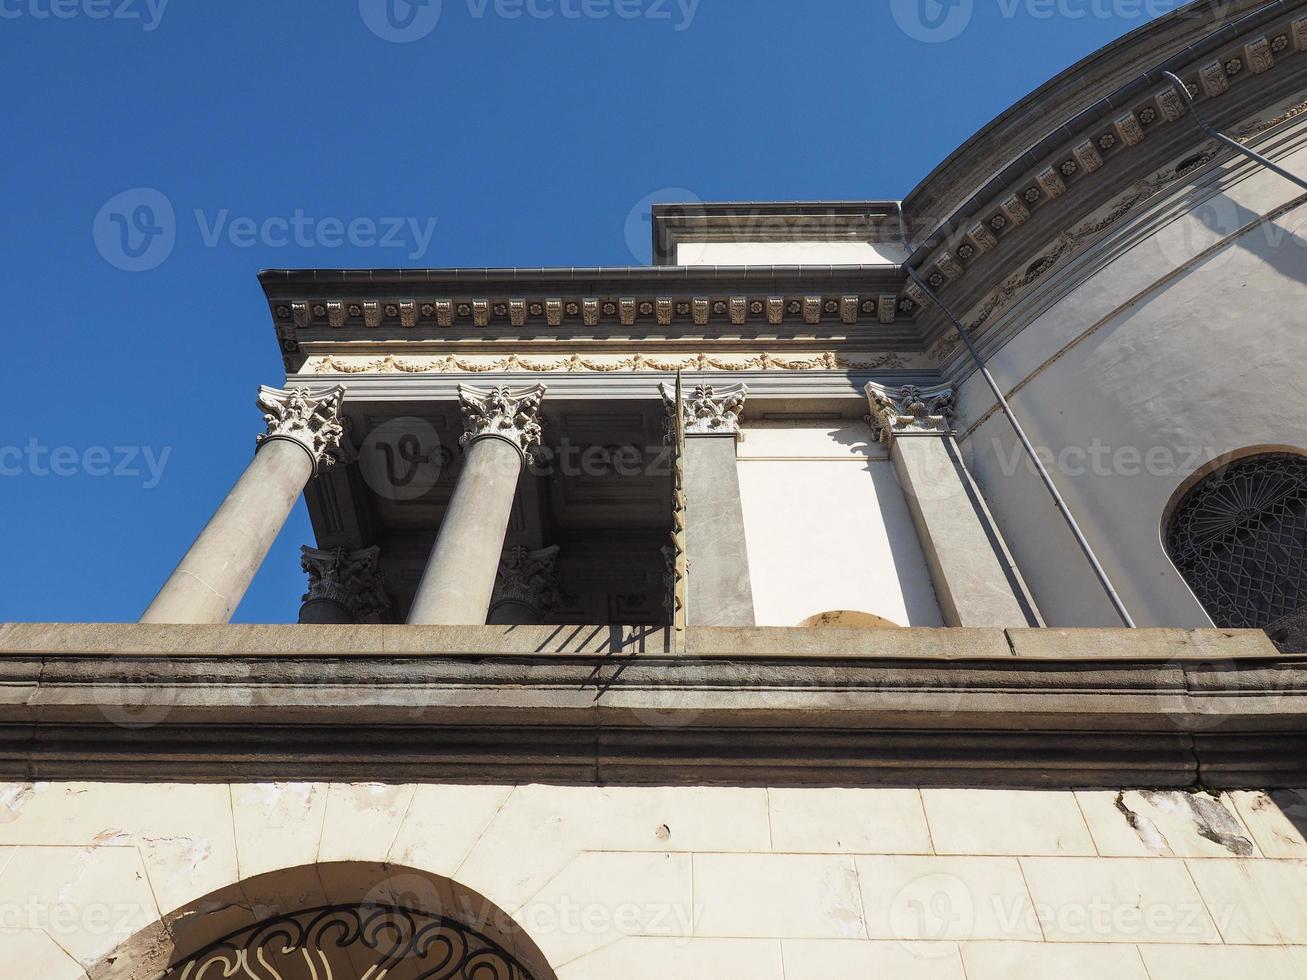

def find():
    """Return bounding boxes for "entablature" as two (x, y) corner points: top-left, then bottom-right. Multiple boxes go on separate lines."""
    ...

(261, 265), (920, 373)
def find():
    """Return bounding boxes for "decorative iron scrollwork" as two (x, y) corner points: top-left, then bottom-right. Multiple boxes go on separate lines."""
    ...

(166, 904), (537, 980)
(1166, 453), (1307, 629)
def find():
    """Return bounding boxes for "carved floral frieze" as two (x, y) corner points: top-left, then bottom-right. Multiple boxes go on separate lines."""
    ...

(308, 351), (912, 375)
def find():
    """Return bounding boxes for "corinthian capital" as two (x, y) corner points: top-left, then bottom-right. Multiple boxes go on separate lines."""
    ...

(256, 385), (347, 473)
(659, 382), (748, 437)
(865, 382), (956, 443)
(492, 545), (561, 616)
(458, 385), (546, 456)
(301, 545), (389, 621)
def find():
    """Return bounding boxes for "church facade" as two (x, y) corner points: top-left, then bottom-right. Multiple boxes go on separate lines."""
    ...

(6, 1), (1307, 976)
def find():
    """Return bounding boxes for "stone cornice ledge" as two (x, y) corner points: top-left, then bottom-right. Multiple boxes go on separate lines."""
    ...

(0, 624), (1302, 788)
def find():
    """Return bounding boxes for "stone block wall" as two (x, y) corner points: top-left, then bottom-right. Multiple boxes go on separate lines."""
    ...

(4, 782), (1307, 978)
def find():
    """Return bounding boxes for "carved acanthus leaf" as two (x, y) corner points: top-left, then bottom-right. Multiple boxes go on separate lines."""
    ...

(865, 383), (956, 443)
(300, 545), (389, 620)
(256, 385), (346, 470)
(659, 383), (748, 437)
(493, 545), (561, 614)
(458, 384), (546, 453)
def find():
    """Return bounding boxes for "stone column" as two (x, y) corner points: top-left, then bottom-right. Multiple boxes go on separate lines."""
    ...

(660, 383), (756, 627)
(141, 386), (346, 625)
(866, 382), (1041, 628)
(299, 545), (389, 624)
(408, 385), (546, 625)
(489, 545), (561, 625)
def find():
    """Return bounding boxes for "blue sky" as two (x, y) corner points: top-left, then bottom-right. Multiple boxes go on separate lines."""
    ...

(0, 0), (1185, 623)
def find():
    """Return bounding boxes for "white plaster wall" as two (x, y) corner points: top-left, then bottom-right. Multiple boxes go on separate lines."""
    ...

(736, 422), (943, 627)
(675, 240), (905, 266)
(7, 781), (1307, 979)
(956, 134), (1307, 627)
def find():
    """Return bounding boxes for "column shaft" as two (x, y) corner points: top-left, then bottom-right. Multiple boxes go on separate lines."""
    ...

(141, 439), (313, 624)
(298, 599), (355, 624)
(408, 436), (524, 625)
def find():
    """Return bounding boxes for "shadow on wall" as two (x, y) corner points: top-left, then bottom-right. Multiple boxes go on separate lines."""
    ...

(91, 862), (558, 980)
(865, 458), (949, 627)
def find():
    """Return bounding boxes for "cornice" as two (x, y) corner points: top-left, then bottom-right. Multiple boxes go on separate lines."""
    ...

(905, 0), (1290, 239)
(907, 1), (1307, 352)
(263, 271), (919, 372)
(1, 623), (1302, 787)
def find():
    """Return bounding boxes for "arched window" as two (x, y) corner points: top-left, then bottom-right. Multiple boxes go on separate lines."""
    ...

(96, 863), (556, 980)
(1166, 452), (1307, 628)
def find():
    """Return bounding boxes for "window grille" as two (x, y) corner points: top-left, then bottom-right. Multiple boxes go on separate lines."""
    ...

(1166, 453), (1307, 629)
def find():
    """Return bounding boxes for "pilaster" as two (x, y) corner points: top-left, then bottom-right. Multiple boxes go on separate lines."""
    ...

(867, 382), (1041, 628)
(660, 383), (756, 627)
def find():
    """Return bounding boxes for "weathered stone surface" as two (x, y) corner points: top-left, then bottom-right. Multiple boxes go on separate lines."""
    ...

(1076, 789), (1260, 858)
(1007, 628), (1282, 661)
(688, 626), (1012, 659)
(1230, 789), (1307, 859)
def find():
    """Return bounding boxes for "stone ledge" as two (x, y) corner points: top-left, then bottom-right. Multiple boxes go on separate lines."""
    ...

(0, 624), (1302, 788)
(0, 623), (1286, 662)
